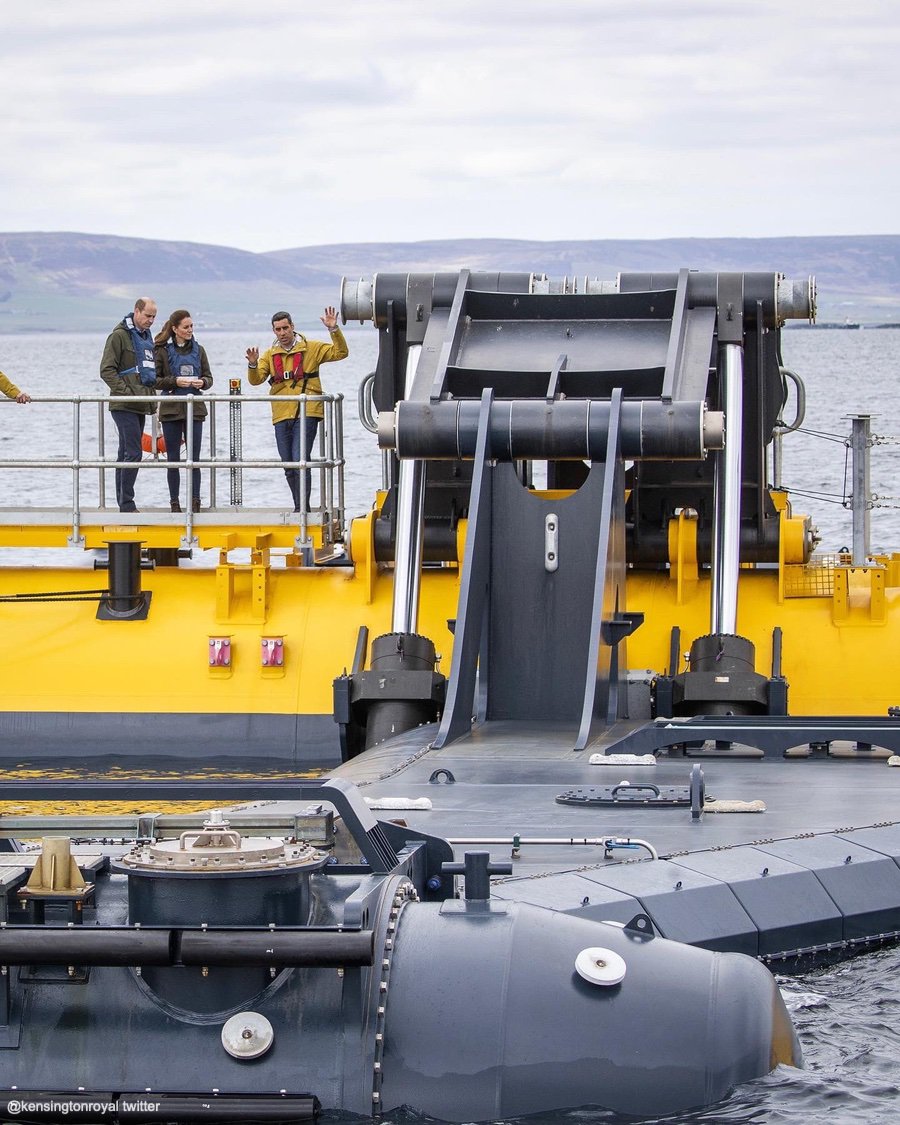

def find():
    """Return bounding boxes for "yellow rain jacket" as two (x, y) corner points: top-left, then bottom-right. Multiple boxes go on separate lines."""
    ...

(249, 328), (349, 424)
(0, 371), (24, 400)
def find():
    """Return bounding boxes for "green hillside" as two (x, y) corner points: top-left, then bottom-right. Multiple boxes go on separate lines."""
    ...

(1, 231), (898, 331)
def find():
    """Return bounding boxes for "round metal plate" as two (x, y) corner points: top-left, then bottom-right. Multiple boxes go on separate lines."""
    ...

(221, 1011), (275, 1059)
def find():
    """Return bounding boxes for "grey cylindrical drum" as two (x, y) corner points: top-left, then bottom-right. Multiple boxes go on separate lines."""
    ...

(379, 902), (797, 1119)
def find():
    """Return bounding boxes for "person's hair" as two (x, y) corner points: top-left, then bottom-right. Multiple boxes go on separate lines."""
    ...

(271, 311), (293, 327)
(154, 309), (192, 345)
(134, 297), (156, 312)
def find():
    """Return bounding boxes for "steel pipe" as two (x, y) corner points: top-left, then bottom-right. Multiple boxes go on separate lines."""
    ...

(179, 928), (374, 967)
(391, 346), (426, 634)
(0, 927), (172, 966)
(0, 927), (374, 968)
(711, 343), (744, 635)
(342, 272), (816, 327)
(382, 400), (722, 462)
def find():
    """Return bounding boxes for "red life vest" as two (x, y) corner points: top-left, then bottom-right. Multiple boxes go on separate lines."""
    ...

(271, 348), (305, 387)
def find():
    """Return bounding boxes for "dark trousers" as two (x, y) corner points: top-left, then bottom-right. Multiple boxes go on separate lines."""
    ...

(111, 410), (145, 512)
(274, 415), (321, 511)
(161, 418), (204, 502)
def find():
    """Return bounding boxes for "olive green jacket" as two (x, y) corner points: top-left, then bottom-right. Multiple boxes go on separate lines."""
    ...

(100, 322), (158, 415)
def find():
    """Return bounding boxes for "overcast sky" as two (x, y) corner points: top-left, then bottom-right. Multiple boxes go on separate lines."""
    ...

(0, 0), (896, 253)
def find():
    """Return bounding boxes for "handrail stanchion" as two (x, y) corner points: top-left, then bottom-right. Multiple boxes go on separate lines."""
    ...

(208, 398), (217, 510)
(335, 393), (345, 530)
(298, 396), (310, 552)
(229, 379), (242, 507)
(98, 402), (108, 511)
(320, 397), (330, 519)
(69, 399), (83, 546)
(184, 395), (194, 543)
(300, 395), (309, 517)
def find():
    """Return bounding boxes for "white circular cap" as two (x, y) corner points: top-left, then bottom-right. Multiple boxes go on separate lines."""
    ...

(221, 1012), (275, 1059)
(575, 946), (627, 987)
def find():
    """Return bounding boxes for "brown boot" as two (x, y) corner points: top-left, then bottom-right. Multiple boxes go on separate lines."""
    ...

(192, 497), (201, 513)
(170, 499), (182, 513)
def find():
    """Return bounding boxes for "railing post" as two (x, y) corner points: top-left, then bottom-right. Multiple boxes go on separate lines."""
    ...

(229, 378), (242, 507)
(68, 399), (84, 546)
(299, 395), (309, 517)
(849, 414), (872, 565)
(98, 401), (108, 511)
(335, 392), (345, 527)
(208, 398), (217, 509)
(296, 395), (311, 553)
(183, 396), (195, 545)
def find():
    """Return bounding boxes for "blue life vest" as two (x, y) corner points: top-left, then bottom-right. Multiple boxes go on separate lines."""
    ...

(121, 316), (157, 387)
(165, 338), (202, 394)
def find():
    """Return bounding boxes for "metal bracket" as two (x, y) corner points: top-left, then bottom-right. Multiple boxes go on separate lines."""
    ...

(556, 765), (705, 818)
(624, 912), (656, 939)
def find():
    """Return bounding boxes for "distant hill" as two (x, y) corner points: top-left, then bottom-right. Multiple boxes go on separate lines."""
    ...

(1, 231), (898, 331)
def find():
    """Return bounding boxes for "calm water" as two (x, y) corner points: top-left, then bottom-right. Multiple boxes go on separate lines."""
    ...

(0, 323), (384, 545)
(1, 325), (898, 554)
(1, 325), (900, 1122)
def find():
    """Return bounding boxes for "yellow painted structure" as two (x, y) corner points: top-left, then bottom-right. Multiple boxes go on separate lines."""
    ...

(1, 497), (898, 729)
(0, 536), (457, 724)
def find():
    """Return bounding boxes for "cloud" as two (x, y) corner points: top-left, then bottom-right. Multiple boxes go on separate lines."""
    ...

(0, 0), (897, 250)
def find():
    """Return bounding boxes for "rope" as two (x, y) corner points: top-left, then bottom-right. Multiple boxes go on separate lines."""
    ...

(795, 426), (849, 445)
(0, 589), (142, 605)
(779, 488), (847, 506)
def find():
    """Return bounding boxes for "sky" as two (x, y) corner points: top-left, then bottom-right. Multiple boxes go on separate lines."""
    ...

(0, 0), (897, 253)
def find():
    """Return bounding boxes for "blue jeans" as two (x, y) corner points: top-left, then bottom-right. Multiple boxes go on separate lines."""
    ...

(274, 415), (320, 511)
(162, 418), (204, 502)
(111, 410), (145, 511)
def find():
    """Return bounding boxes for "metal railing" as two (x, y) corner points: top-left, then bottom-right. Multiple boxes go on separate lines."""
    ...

(0, 391), (345, 547)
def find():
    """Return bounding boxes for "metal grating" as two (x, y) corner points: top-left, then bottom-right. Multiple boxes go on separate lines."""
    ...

(783, 555), (838, 598)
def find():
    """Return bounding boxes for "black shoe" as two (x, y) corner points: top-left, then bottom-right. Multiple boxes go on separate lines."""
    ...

(191, 498), (201, 513)
(170, 499), (182, 513)
(120, 505), (139, 513)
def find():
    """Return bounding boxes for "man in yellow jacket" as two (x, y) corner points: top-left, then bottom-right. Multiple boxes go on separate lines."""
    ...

(246, 306), (349, 511)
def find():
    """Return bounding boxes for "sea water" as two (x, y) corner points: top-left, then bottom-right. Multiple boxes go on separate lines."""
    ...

(1, 326), (898, 554)
(1, 326), (900, 1123)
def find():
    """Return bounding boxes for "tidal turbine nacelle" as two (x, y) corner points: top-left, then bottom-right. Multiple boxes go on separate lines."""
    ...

(375, 901), (799, 1119)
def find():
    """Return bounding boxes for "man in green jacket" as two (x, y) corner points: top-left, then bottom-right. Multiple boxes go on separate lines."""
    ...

(245, 306), (348, 511)
(100, 298), (158, 512)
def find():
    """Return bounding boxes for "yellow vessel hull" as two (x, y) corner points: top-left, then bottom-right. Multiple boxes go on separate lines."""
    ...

(1, 519), (898, 766)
